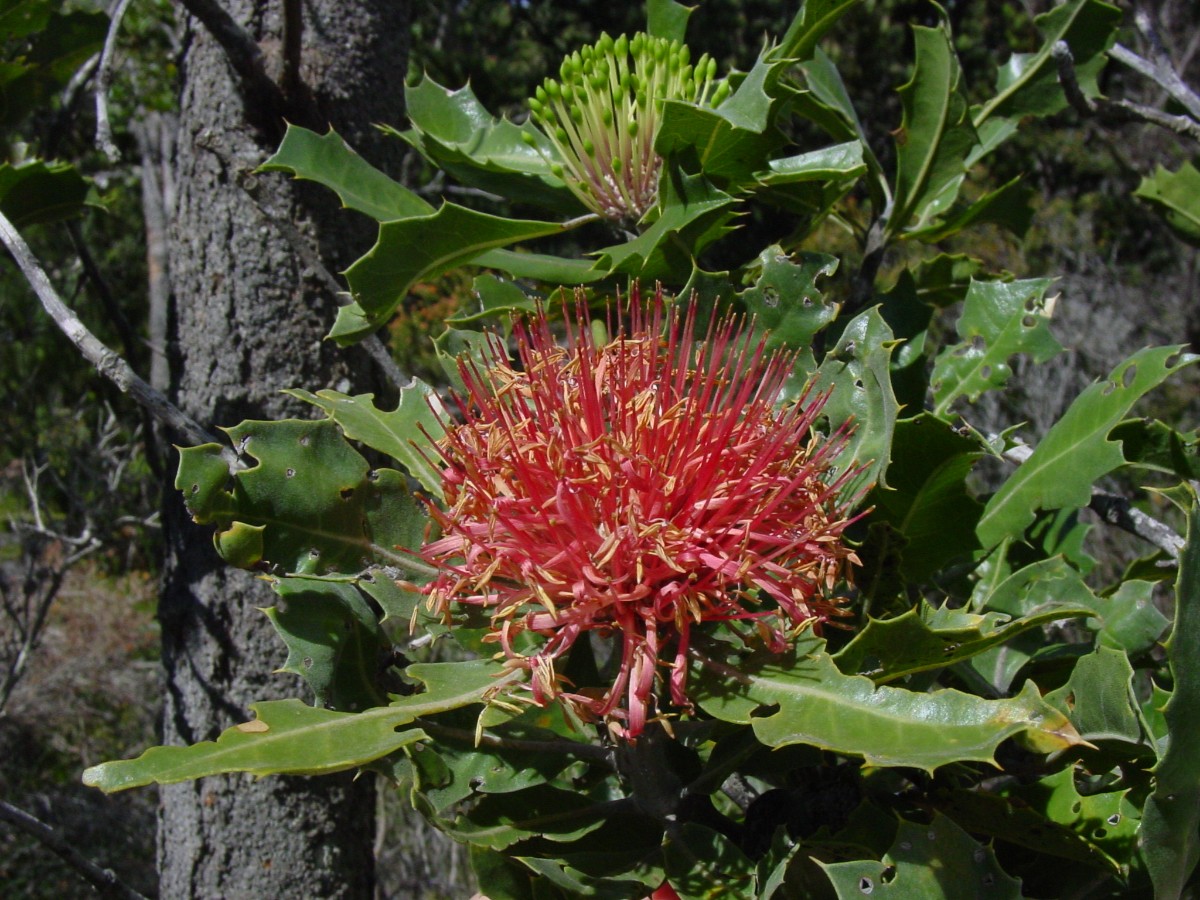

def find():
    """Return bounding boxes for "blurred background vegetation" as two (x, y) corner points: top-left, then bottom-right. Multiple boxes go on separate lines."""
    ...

(1, 0), (1197, 896)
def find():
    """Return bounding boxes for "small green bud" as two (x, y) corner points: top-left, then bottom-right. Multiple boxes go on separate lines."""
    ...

(555, 126), (569, 143)
(611, 157), (623, 174)
(544, 80), (561, 100)
(628, 120), (639, 138)
(711, 80), (731, 106)
(602, 107), (613, 127)
(705, 57), (717, 81)
(521, 130), (536, 146)
(583, 139), (595, 157)
(551, 163), (564, 177)
(614, 34), (628, 59)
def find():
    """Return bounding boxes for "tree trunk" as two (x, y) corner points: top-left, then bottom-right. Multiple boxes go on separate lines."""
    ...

(159, 2), (410, 896)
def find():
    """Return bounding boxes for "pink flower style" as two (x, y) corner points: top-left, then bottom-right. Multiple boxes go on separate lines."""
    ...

(417, 286), (862, 738)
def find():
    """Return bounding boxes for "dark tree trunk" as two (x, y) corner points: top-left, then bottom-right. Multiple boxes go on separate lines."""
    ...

(159, 2), (410, 896)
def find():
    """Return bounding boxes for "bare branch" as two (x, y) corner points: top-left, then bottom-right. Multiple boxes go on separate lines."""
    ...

(1055, 41), (1200, 145)
(95, 0), (136, 161)
(0, 209), (237, 469)
(0, 801), (150, 900)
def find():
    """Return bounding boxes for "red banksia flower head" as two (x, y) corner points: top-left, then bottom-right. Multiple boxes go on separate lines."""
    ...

(418, 286), (862, 738)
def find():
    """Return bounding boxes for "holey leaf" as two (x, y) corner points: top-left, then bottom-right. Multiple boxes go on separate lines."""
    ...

(175, 419), (427, 576)
(820, 813), (1022, 900)
(976, 346), (1198, 549)
(692, 634), (1083, 773)
(930, 277), (1062, 417)
(288, 384), (447, 501)
(83, 659), (520, 793)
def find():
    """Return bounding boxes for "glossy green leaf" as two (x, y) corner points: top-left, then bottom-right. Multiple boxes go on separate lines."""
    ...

(260, 125), (432, 221)
(333, 203), (568, 344)
(1141, 498), (1200, 897)
(175, 419), (424, 575)
(83, 659), (519, 792)
(288, 384), (447, 500)
(977, 346), (1198, 549)
(264, 575), (389, 712)
(0, 158), (92, 226)
(1088, 580), (1169, 656)
(1045, 646), (1147, 750)
(964, 556), (1098, 692)
(593, 171), (736, 281)
(805, 308), (899, 493)
(973, 0), (1121, 126)
(906, 176), (1033, 243)
(820, 813), (1022, 899)
(398, 76), (575, 213)
(910, 253), (984, 308)
(869, 415), (983, 580)
(931, 277), (1061, 418)
(777, 0), (863, 62)
(834, 599), (1092, 684)
(739, 246), (839, 352)
(888, 23), (979, 239)
(1134, 162), (1200, 246)
(657, 101), (783, 186)
(646, 0), (693, 43)
(693, 634), (1084, 773)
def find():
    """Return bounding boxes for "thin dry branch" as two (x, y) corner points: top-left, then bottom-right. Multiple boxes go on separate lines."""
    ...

(1054, 41), (1200, 145)
(0, 209), (237, 469)
(95, 0), (136, 161)
(0, 801), (150, 900)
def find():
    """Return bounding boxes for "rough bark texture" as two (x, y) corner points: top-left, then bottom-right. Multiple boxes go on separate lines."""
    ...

(160, 2), (410, 897)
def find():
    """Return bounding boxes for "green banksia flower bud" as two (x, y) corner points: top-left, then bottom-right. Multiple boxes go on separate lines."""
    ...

(525, 30), (727, 224)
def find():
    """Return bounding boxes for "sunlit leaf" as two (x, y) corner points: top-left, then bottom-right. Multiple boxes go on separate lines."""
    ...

(931, 278), (1061, 417)
(83, 660), (519, 792)
(693, 634), (1084, 773)
(1134, 162), (1200, 247)
(976, 346), (1198, 548)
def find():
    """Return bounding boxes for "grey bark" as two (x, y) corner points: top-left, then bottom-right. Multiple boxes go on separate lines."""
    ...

(159, 2), (410, 897)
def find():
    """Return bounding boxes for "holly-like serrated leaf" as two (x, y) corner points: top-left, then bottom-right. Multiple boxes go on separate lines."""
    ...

(834, 599), (1093, 684)
(777, 0), (863, 63)
(820, 813), (1022, 899)
(973, 0), (1122, 126)
(1045, 646), (1147, 751)
(931, 278), (1061, 417)
(264, 575), (390, 712)
(869, 415), (984, 580)
(888, 23), (979, 239)
(647, 0), (693, 43)
(804, 308), (899, 493)
(333, 203), (570, 344)
(83, 659), (519, 792)
(1141, 497), (1200, 897)
(592, 171), (736, 281)
(657, 101), (784, 187)
(1134, 162), (1200, 247)
(739, 246), (839, 352)
(693, 633), (1083, 772)
(175, 419), (424, 575)
(288, 384), (446, 501)
(1088, 580), (1169, 657)
(907, 176), (1034, 243)
(260, 125), (432, 222)
(976, 346), (1198, 549)
(398, 76), (575, 214)
(755, 141), (866, 187)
